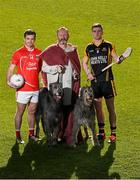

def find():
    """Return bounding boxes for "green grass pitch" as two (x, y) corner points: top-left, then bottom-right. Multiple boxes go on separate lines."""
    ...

(0, 0), (140, 179)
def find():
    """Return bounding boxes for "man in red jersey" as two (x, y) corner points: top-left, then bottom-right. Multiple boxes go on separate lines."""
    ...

(7, 29), (42, 144)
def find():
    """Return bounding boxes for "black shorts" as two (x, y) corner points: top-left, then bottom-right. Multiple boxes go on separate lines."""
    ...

(91, 80), (117, 99)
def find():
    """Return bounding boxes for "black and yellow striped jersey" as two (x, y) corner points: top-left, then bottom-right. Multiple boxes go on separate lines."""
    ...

(85, 39), (115, 82)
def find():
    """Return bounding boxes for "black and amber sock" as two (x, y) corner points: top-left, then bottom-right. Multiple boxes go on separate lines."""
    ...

(98, 123), (105, 134)
(110, 126), (116, 136)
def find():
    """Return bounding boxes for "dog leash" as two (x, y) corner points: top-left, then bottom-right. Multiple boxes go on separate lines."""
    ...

(57, 73), (63, 83)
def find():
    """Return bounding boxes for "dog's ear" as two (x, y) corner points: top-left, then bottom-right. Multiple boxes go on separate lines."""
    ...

(89, 87), (93, 92)
(78, 87), (84, 98)
(49, 83), (52, 90)
(78, 87), (82, 98)
(90, 87), (94, 93)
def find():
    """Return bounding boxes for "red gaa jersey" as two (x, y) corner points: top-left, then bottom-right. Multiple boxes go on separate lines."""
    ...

(11, 46), (42, 91)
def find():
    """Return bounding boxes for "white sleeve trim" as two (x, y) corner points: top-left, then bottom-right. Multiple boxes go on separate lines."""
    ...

(41, 61), (58, 75)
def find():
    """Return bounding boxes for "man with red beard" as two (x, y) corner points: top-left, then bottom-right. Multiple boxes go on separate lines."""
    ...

(40, 27), (87, 144)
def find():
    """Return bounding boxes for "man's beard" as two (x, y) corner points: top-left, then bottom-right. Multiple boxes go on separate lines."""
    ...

(59, 39), (67, 45)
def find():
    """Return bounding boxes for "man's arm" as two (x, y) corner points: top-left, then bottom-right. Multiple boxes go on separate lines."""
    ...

(42, 61), (65, 74)
(39, 72), (47, 87)
(7, 64), (18, 88)
(82, 55), (94, 81)
(112, 46), (132, 64)
(71, 48), (81, 81)
(111, 45), (132, 64)
(111, 46), (120, 63)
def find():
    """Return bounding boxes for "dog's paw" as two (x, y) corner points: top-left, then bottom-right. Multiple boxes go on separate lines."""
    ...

(52, 141), (57, 146)
(94, 141), (100, 147)
(69, 143), (77, 148)
(92, 140), (100, 147)
(46, 140), (53, 146)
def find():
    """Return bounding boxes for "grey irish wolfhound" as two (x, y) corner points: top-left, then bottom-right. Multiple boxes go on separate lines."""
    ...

(71, 86), (99, 147)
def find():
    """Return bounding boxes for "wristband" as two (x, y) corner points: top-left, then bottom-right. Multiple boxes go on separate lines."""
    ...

(118, 55), (125, 64)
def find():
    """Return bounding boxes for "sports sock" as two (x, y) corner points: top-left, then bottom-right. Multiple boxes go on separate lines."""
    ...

(16, 129), (21, 139)
(98, 123), (105, 134)
(110, 126), (116, 136)
(29, 128), (34, 137)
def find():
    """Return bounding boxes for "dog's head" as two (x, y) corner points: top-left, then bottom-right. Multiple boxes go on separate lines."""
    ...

(49, 82), (63, 101)
(79, 86), (94, 106)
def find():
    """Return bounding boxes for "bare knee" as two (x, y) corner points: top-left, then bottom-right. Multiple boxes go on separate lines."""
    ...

(94, 100), (104, 117)
(94, 99), (102, 111)
(28, 104), (37, 116)
(15, 107), (25, 117)
(107, 104), (116, 115)
(105, 98), (116, 114)
(28, 108), (36, 116)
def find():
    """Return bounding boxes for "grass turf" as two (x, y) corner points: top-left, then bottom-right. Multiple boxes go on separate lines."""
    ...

(0, 0), (140, 179)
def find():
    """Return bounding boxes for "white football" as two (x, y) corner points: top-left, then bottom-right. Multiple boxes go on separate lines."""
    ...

(10, 74), (24, 88)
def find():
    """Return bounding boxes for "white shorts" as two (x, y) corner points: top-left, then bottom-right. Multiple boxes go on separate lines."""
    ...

(16, 91), (39, 104)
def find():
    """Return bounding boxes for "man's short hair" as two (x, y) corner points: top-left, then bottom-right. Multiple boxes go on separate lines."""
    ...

(57, 26), (69, 35)
(91, 23), (103, 31)
(24, 29), (36, 38)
